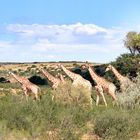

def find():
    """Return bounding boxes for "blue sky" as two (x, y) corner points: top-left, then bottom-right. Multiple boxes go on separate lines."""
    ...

(0, 0), (140, 62)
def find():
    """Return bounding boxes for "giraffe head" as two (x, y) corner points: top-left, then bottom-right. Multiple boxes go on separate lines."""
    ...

(39, 68), (43, 73)
(8, 71), (12, 75)
(84, 63), (94, 71)
(105, 65), (112, 72)
(57, 63), (62, 68)
(40, 67), (47, 73)
(8, 71), (14, 76)
(83, 63), (91, 69)
(81, 64), (87, 70)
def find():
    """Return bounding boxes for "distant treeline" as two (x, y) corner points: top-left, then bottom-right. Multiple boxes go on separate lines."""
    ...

(0, 61), (91, 65)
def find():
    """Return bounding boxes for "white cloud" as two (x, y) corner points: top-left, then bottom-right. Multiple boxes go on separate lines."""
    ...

(7, 23), (124, 44)
(72, 23), (108, 35)
(0, 23), (130, 62)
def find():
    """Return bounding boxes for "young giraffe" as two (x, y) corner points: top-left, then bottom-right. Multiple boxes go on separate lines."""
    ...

(9, 72), (40, 100)
(59, 64), (93, 106)
(40, 69), (64, 89)
(88, 65), (117, 105)
(105, 65), (132, 90)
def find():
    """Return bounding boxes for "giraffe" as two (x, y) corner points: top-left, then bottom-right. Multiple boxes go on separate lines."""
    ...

(105, 64), (132, 90)
(59, 64), (92, 90)
(88, 65), (117, 105)
(40, 69), (64, 89)
(95, 84), (107, 106)
(82, 64), (107, 106)
(9, 72), (40, 100)
(59, 64), (93, 106)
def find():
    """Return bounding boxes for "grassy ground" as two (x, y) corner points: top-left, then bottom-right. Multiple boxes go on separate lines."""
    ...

(0, 76), (140, 140)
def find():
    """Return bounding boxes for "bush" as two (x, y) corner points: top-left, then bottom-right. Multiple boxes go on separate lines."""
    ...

(28, 75), (48, 85)
(31, 65), (37, 68)
(112, 53), (140, 78)
(117, 73), (140, 109)
(52, 81), (93, 108)
(94, 109), (140, 140)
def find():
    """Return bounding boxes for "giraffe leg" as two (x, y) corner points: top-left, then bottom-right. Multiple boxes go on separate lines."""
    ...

(95, 85), (107, 107)
(33, 93), (38, 100)
(110, 91), (117, 107)
(30, 86), (40, 101)
(25, 91), (29, 101)
(99, 90), (107, 107)
(88, 96), (93, 107)
(22, 86), (28, 101)
(52, 95), (55, 101)
(32, 93), (38, 100)
(108, 84), (117, 106)
(96, 95), (100, 106)
(95, 85), (100, 106)
(32, 89), (39, 101)
(102, 94), (107, 107)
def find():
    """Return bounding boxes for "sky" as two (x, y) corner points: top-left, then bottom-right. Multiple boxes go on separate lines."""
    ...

(0, 0), (140, 63)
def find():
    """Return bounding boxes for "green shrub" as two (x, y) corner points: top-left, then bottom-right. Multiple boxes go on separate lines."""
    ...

(31, 65), (37, 68)
(112, 53), (140, 78)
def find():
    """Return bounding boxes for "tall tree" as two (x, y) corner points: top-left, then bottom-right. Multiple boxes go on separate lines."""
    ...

(124, 31), (140, 55)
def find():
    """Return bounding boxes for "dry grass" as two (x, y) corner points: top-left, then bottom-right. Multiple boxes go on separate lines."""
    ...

(0, 62), (99, 71)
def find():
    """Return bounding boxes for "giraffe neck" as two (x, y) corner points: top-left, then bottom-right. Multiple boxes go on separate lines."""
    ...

(88, 66), (111, 92)
(41, 70), (60, 84)
(60, 74), (65, 83)
(111, 66), (125, 82)
(60, 65), (78, 80)
(88, 66), (100, 84)
(10, 73), (24, 84)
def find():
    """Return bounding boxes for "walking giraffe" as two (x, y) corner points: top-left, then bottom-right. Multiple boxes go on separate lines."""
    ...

(105, 64), (132, 90)
(9, 71), (40, 100)
(40, 69), (65, 89)
(59, 64), (92, 90)
(95, 84), (107, 106)
(59, 64), (93, 106)
(88, 65), (117, 105)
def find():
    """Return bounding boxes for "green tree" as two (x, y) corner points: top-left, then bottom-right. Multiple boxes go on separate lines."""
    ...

(124, 31), (140, 55)
(112, 53), (140, 78)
